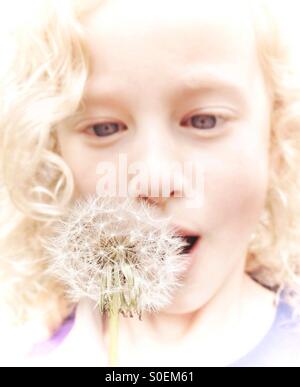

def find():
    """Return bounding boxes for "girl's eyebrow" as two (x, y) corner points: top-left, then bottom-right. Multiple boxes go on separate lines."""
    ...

(84, 69), (248, 109)
(179, 69), (248, 106)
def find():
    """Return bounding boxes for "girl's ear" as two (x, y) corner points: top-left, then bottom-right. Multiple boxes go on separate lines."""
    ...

(51, 129), (62, 156)
(269, 99), (285, 174)
(273, 99), (284, 110)
(269, 136), (283, 176)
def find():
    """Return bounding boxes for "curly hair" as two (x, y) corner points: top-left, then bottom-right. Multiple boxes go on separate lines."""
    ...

(0, 0), (300, 333)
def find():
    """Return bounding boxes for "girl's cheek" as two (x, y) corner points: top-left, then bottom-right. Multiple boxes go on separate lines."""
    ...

(203, 157), (269, 238)
(57, 144), (97, 196)
(72, 158), (107, 197)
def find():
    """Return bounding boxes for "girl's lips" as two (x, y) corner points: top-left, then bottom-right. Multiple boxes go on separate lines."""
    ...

(170, 225), (201, 270)
(171, 224), (200, 238)
(184, 236), (201, 270)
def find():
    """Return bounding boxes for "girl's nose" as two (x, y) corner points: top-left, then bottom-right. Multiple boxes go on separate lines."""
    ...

(126, 120), (189, 209)
(136, 190), (178, 210)
(127, 153), (187, 210)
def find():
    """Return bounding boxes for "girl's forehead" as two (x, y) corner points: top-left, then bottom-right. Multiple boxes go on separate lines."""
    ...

(83, 0), (254, 39)
(83, 0), (256, 70)
(82, 0), (260, 99)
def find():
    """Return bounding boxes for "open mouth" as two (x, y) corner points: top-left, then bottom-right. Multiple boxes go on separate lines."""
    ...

(180, 235), (200, 254)
(175, 235), (200, 255)
(171, 224), (201, 255)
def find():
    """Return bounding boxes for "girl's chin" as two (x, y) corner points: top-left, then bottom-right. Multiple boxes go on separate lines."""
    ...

(159, 292), (203, 315)
(159, 305), (201, 317)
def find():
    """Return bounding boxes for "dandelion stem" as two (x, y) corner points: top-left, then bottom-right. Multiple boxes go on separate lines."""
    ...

(108, 294), (120, 367)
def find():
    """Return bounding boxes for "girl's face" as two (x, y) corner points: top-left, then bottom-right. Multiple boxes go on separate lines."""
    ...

(56, 0), (272, 314)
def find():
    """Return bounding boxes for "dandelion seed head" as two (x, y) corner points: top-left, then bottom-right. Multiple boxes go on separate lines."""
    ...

(43, 195), (190, 319)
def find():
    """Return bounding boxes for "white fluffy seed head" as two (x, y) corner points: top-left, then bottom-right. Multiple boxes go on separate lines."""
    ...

(43, 194), (190, 319)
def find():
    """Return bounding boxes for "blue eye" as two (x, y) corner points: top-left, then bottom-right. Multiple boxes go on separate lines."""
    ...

(184, 114), (218, 130)
(86, 113), (225, 139)
(89, 122), (127, 137)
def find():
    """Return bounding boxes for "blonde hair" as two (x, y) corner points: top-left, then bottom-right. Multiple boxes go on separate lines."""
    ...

(1, 0), (300, 332)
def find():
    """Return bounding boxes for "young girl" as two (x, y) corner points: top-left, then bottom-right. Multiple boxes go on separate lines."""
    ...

(1, 0), (300, 367)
